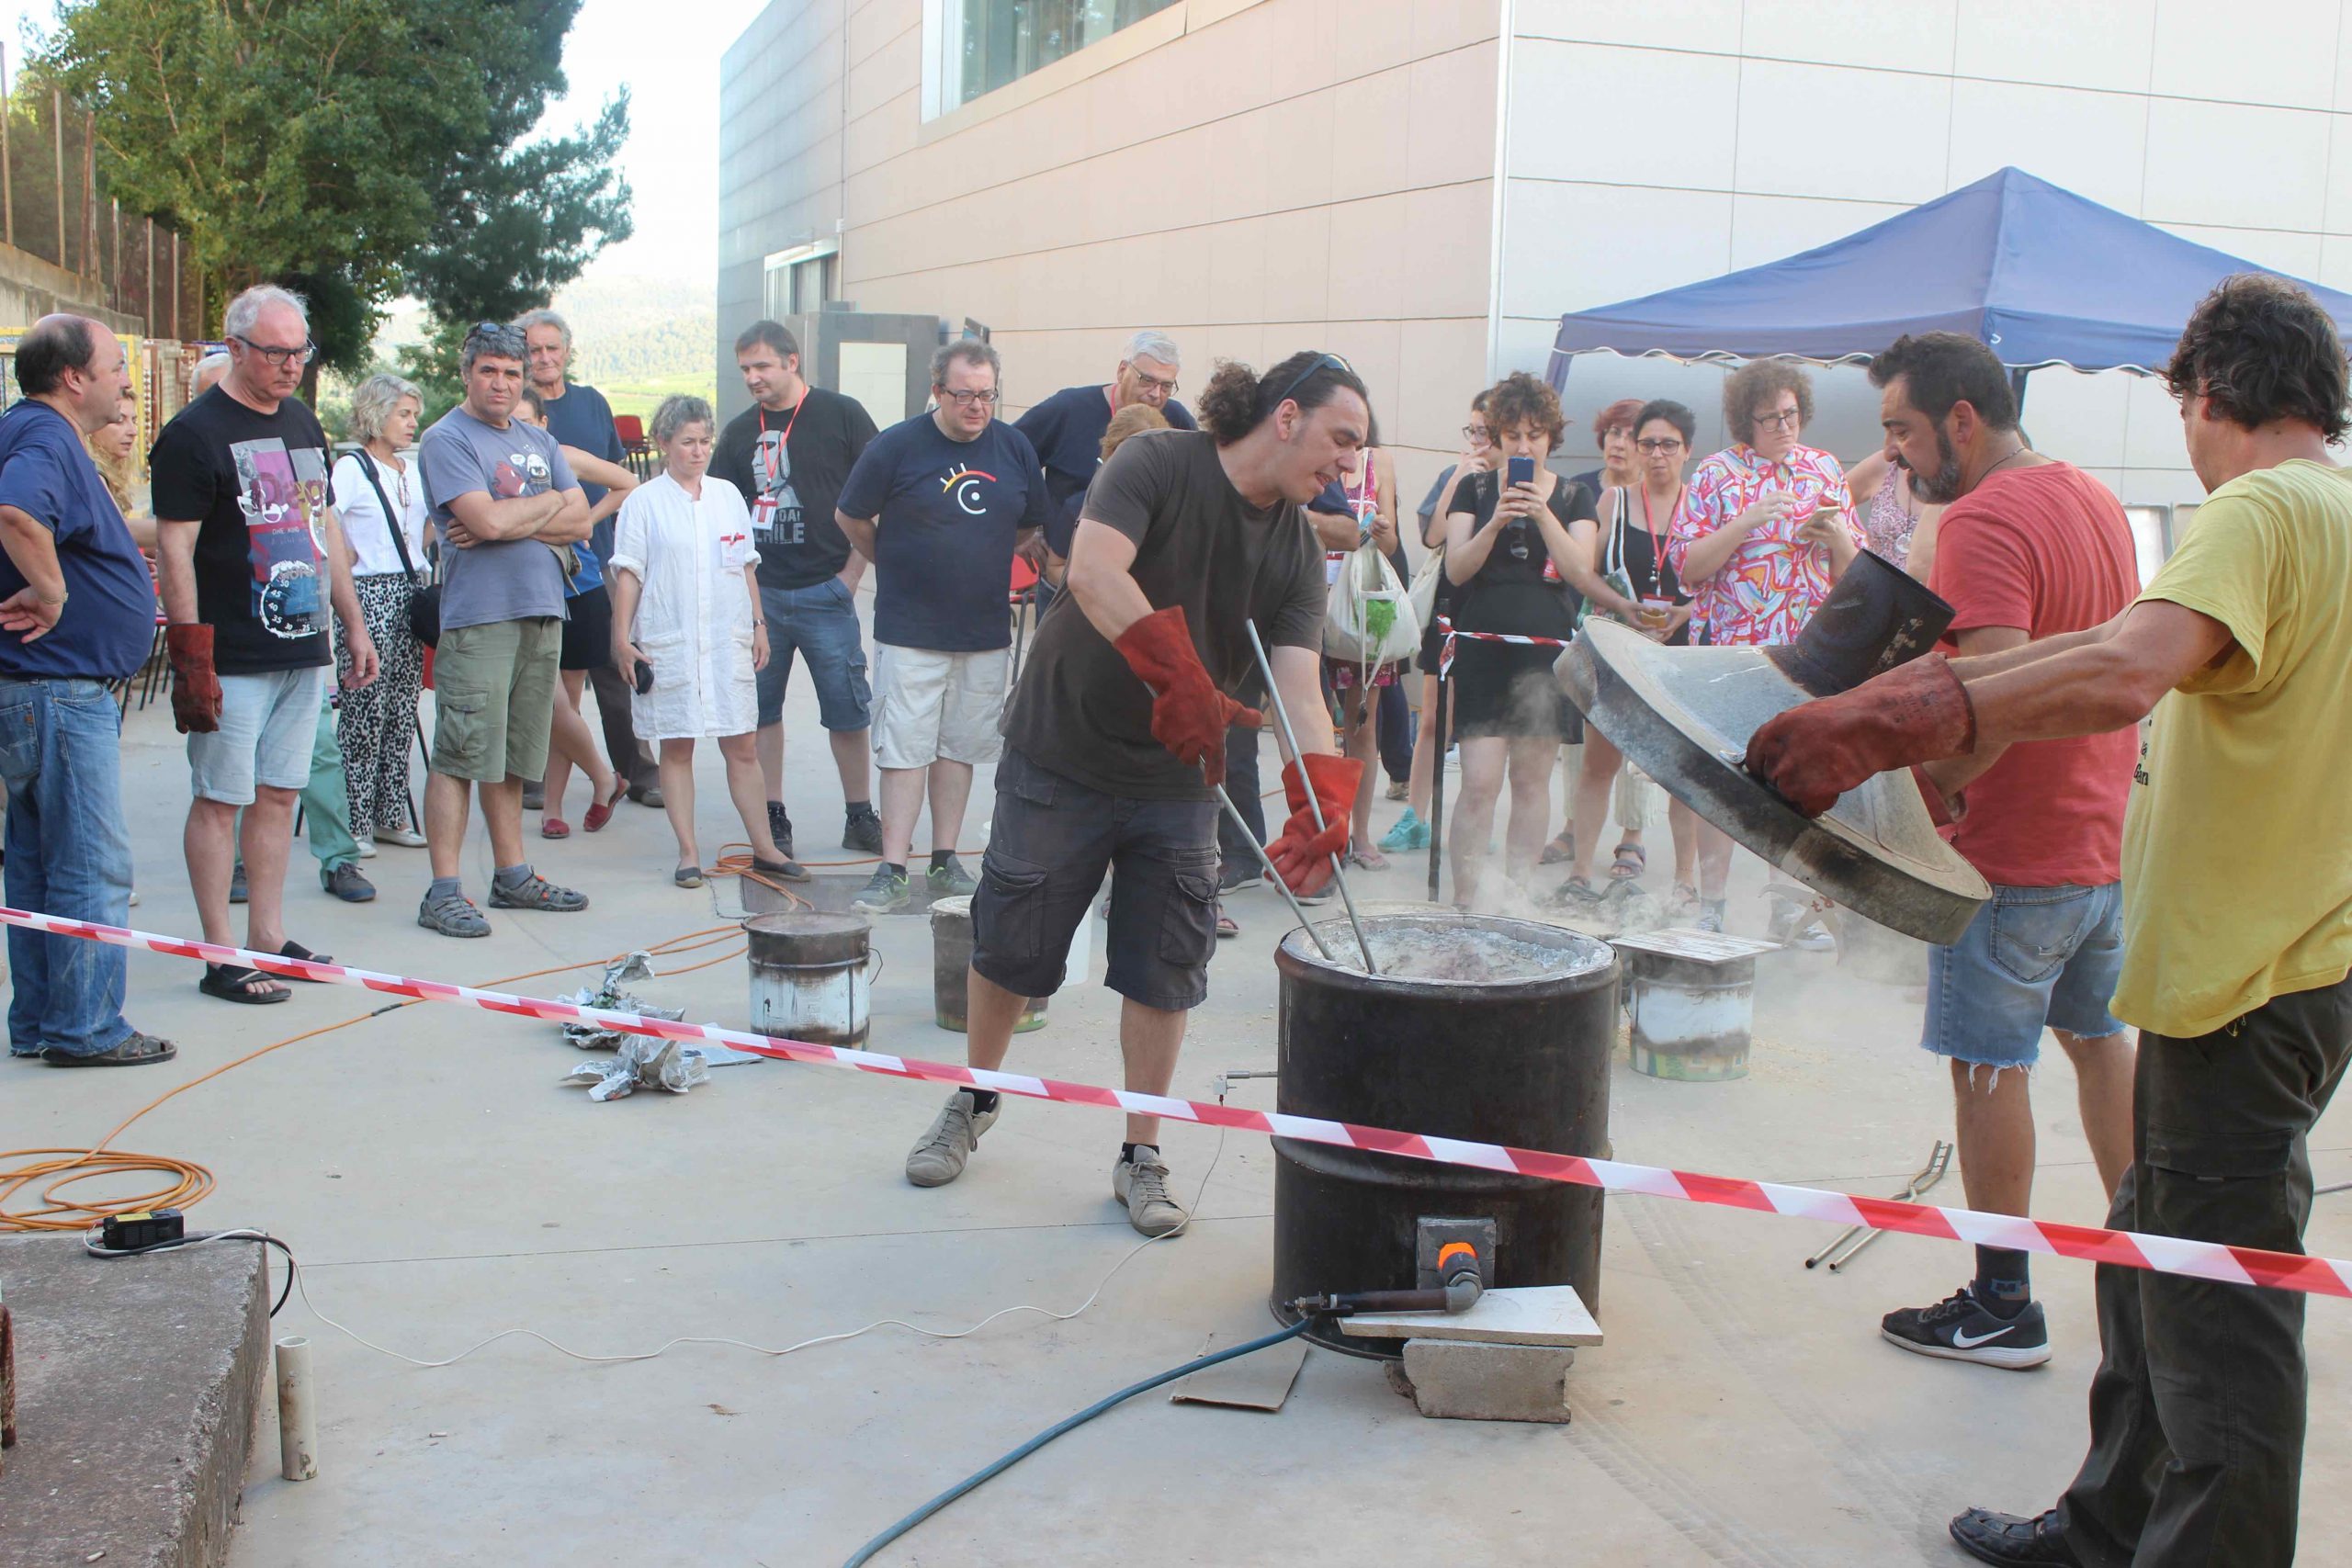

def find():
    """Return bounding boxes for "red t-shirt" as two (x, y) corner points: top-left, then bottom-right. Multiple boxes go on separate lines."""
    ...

(1928, 462), (2141, 887)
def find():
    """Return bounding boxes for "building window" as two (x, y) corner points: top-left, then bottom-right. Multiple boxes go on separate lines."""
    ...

(942, 0), (1178, 107)
(763, 243), (839, 321)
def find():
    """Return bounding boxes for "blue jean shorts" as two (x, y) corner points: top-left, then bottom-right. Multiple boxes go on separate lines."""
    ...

(754, 579), (872, 731)
(1923, 881), (2128, 1068)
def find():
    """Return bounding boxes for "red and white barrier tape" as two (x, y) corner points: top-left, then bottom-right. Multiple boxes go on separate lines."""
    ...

(1433, 615), (1576, 678)
(10, 905), (2346, 1300)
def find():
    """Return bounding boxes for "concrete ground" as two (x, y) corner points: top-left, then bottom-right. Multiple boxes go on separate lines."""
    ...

(11, 644), (2346, 1568)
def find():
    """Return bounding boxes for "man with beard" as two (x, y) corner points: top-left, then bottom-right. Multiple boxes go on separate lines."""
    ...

(1860, 333), (2141, 1371)
(1750, 277), (2352, 1567)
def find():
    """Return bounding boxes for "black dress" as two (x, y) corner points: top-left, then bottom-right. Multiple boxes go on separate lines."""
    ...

(1446, 471), (1592, 742)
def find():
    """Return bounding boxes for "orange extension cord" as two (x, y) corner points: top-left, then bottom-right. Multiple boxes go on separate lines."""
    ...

(0, 918), (762, 1234)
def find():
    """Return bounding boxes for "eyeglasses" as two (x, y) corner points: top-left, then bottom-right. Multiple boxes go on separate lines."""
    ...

(1752, 408), (1803, 432)
(232, 334), (316, 368)
(1127, 367), (1178, 396)
(1636, 437), (1686, 454)
(940, 388), (1000, 408)
(1461, 424), (1491, 443)
(1269, 352), (1354, 411)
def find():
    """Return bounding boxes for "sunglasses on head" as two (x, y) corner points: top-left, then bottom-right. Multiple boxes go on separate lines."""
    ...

(1268, 352), (1354, 411)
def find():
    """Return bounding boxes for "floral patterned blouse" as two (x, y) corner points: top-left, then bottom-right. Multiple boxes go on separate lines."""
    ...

(1665, 441), (1862, 648)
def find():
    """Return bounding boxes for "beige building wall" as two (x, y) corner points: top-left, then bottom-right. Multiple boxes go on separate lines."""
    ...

(726, 0), (1510, 507)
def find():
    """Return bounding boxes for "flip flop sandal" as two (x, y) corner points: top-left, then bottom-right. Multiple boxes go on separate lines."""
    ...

(1348, 846), (1390, 871)
(45, 1031), (177, 1067)
(674, 865), (706, 888)
(542, 818), (572, 840)
(200, 963), (290, 1004)
(752, 857), (812, 883)
(1537, 833), (1576, 865)
(1609, 842), (1647, 880)
(277, 940), (333, 981)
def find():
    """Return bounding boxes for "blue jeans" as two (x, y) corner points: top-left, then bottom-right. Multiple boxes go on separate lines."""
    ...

(1923, 881), (2127, 1069)
(754, 579), (873, 731)
(0, 677), (135, 1057)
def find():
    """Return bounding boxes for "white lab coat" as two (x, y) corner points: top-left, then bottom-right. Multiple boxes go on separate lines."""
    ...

(610, 472), (763, 740)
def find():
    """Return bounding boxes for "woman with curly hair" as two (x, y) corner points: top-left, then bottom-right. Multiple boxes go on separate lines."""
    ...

(1442, 371), (1641, 908)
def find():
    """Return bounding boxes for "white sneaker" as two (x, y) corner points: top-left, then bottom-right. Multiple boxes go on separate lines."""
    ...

(377, 825), (429, 848)
(906, 1089), (998, 1187)
(1113, 1145), (1190, 1237)
(356, 834), (379, 859)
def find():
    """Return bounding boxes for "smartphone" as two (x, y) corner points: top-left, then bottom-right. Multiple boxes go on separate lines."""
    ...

(633, 660), (655, 695)
(1507, 455), (1536, 489)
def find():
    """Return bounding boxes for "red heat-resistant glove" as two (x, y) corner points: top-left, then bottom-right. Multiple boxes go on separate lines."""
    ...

(166, 624), (221, 735)
(1266, 753), (1363, 897)
(1744, 653), (1976, 818)
(1112, 605), (1261, 784)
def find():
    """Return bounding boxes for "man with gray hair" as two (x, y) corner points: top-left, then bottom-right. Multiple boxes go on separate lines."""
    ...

(1014, 330), (1195, 572)
(413, 320), (593, 937)
(153, 283), (378, 1003)
(515, 305), (660, 810)
(188, 349), (230, 399)
(835, 338), (1047, 912)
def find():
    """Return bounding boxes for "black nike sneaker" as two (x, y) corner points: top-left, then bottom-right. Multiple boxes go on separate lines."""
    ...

(1882, 1285), (2051, 1369)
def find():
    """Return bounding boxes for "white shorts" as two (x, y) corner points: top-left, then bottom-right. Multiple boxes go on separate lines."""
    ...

(872, 643), (1007, 770)
(187, 666), (328, 806)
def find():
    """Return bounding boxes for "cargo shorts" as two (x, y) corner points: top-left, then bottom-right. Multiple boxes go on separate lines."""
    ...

(430, 616), (562, 784)
(970, 749), (1220, 1010)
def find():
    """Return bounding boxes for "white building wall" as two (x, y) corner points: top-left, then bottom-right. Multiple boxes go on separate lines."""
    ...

(1497, 0), (2352, 505)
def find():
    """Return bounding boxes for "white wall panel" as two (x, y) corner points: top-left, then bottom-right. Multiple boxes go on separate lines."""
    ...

(1732, 61), (1952, 205)
(1738, 0), (1956, 75)
(2143, 98), (2332, 232)
(1943, 80), (2151, 215)
(1506, 41), (1741, 189)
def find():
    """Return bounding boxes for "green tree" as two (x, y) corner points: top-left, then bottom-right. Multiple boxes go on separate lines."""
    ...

(38, 0), (628, 367)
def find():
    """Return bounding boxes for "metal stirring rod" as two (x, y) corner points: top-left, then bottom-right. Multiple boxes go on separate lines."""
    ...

(1214, 783), (1339, 963)
(1244, 622), (1379, 975)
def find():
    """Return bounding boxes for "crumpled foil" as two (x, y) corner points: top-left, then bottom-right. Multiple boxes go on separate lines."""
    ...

(557, 952), (686, 1051)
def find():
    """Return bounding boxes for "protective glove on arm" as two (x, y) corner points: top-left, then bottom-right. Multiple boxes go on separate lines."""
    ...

(1112, 605), (1261, 784)
(1266, 752), (1363, 896)
(1743, 653), (1976, 818)
(165, 624), (221, 735)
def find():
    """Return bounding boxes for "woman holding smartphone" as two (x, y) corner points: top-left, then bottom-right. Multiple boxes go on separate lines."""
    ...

(1441, 372), (1602, 908)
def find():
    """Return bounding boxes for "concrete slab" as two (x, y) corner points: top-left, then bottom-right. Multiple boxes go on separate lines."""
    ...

(0, 1235), (266, 1568)
(1338, 1284), (1602, 1347)
(1399, 1340), (1576, 1424)
(13, 620), (2342, 1568)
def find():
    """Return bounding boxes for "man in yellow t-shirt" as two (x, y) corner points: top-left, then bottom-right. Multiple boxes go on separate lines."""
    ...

(1745, 273), (2352, 1568)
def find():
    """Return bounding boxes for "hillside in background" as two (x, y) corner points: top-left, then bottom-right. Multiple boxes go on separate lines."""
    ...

(368, 271), (717, 423)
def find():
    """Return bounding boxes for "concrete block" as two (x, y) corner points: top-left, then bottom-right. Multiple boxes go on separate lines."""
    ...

(1398, 1339), (1577, 1425)
(0, 1233), (267, 1568)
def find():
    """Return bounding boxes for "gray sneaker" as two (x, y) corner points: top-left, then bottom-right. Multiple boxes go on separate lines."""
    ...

(488, 871), (588, 912)
(906, 1089), (999, 1187)
(1114, 1146), (1190, 1237)
(852, 864), (910, 914)
(418, 890), (492, 938)
(321, 863), (377, 903)
(926, 855), (978, 897)
(843, 805), (883, 854)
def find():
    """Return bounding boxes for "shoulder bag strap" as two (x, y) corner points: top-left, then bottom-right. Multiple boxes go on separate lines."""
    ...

(352, 449), (427, 582)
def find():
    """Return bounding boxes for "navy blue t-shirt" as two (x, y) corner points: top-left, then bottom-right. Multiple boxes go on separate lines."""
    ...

(836, 414), (1048, 652)
(1013, 385), (1195, 558)
(542, 380), (624, 578)
(0, 400), (157, 681)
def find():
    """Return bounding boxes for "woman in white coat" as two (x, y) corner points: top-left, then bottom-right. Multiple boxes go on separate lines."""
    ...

(608, 396), (803, 886)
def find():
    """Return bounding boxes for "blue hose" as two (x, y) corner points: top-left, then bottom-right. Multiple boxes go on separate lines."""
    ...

(842, 1317), (1314, 1566)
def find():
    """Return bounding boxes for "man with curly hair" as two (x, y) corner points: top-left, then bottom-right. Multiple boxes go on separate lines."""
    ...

(1748, 274), (2352, 1568)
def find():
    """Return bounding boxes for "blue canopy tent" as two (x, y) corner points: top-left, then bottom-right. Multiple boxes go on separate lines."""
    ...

(1545, 165), (2352, 390)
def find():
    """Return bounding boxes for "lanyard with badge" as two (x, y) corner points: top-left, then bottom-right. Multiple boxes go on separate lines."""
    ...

(750, 399), (805, 543)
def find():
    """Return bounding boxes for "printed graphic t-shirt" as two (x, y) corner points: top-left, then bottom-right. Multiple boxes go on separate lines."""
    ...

(710, 386), (879, 592)
(2114, 458), (2352, 1039)
(1927, 462), (2140, 890)
(417, 406), (581, 633)
(835, 413), (1047, 651)
(149, 386), (334, 676)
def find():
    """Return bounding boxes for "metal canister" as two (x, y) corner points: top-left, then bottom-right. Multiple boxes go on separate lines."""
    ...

(745, 911), (878, 1047)
(927, 896), (1046, 1033)
(1270, 912), (1618, 1357)
(1611, 928), (1780, 1081)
